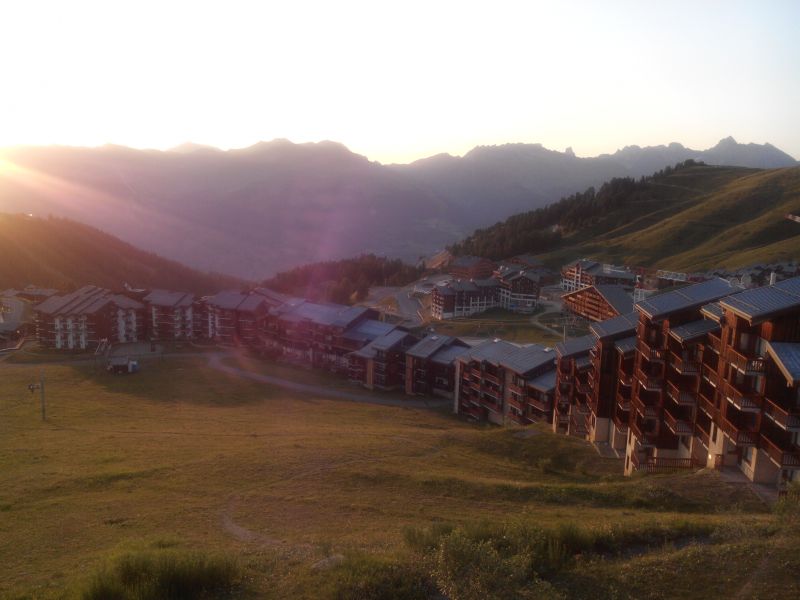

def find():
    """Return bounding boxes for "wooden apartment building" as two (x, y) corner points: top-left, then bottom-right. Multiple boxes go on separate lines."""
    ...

(404, 334), (470, 399)
(562, 284), (633, 322)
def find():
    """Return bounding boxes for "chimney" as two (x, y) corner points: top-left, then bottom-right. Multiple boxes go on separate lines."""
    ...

(769, 271), (777, 286)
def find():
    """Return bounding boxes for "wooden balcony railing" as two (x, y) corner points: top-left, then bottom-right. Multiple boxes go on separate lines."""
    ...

(670, 352), (700, 375)
(724, 347), (766, 374)
(707, 333), (721, 353)
(528, 396), (552, 413)
(482, 371), (502, 386)
(631, 453), (698, 473)
(636, 369), (663, 391)
(721, 380), (763, 413)
(717, 415), (758, 446)
(631, 395), (659, 419)
(508, 382), (524, 396)
(664, 407), (693, 436)
(760, 434), (800, 467)
(698, 392), (717, 418)
(576, 382), (592, 395)
(618, 369), (633, 386)
(612, 410), (629, 430)
(694, 424), (710, 448)
(701, 363), (719, 387)
(460, 404), (484, 419)
(616, 392), (631, 411)
(629, 419), (657, 446)
(507, 395), (524, 411)
(638, 339), (666, 362)
(666, 381), (697, 406)
(762, 397), (800, 431)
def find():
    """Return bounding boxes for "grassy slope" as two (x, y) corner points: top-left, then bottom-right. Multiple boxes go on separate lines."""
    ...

(535, 165), (800, 271)
(1, 356), (795, 598)
(0, 213), (242, 293)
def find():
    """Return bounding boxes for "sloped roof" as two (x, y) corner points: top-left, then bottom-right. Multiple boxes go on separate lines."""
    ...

(342, 319), (396, 343)
(767, 342), (800, 384)
(555, 334), (595, 359)
(206, 290), (248, 310)
(458, 339), (554, 375)
(528, 370), (556, 393)
(700, 302), (724, 322)
(144, 289), (194, 308)
(35, 286), (143, 315)
(614, 336), (637, 355)
(350, 329), (413, 358)
(594, 284), (634, 315)
(635, 278), (737, 320)
(407, 334), (457, 359)
(669, 319), (721, 344)
(430, 344), (469, 366)
(719, 276), (800, 323)
(590, 311), (639, 339)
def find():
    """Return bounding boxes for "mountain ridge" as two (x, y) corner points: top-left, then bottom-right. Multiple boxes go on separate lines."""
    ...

(0, 137), (795, 278)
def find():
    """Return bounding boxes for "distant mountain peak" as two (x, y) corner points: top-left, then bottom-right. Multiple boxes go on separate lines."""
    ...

(169, 142), (221, 154)
(715, 136), (738, 147)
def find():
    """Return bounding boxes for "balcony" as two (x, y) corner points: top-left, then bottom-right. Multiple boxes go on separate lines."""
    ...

(507, 395), (524, 412)
(670, 352), (700, 375)
(636, 369), (663, 391)
(616, 392), (631, 411)
(460, 404), (484, 419)
(569, 414), (588, 435)
(629, 420), (657, 446)
(717, 415), (758, 446)
(721, 380), (763, 413)
(664, 407), (693, 436)
(576, 382), (592, 395)
(482, 371), (502, 386)
(698, 393), (717, 418)
(631, 396), (659, 419)
(666, 381), (697, 406)
(694, 424), (710, 448)
(508, 382), (525, 396)
(707, 333), (721, 354)
(725, 347), (766, 374)
(612, 410), (629, 431)
(638, 339), (666, 362)
(528, 396), (552, 413)
(618, 369), (633, 387)
(762, 397), (800, 431)
(760, 434), (800, 467)
(701, 363), (719, 387)
(631, 453), (698, 473)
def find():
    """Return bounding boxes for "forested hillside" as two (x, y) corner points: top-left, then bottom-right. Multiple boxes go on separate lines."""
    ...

(263, 254), (423, 304)
(0, 213), (241, 293)
(451, 162), (800, 271)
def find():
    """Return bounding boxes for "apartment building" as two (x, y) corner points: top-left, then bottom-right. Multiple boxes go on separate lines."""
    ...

(348, 329), (418, 390)
(143, 289), (197, 340)
(560, 259), (636, 293)
(562, 284), (633, 322)
(35, 285), (145, 350)
(454, 340), (556, 425)
(554, 335), (596, 437)
(624, 278), (739, 475)
(448, 255), (496, 280)
(404, 334), (470, 399)
(431, 279), (500, 319)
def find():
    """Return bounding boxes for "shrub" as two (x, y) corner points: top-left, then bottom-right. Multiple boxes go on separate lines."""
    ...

(79, 549), (241, 599)
(323, 555), (433, 600)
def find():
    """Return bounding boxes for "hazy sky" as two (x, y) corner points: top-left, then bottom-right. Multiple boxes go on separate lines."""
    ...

(1, 0), (798, 163)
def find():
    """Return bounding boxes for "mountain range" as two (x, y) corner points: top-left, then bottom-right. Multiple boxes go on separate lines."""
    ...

(0, 137), (795, 278)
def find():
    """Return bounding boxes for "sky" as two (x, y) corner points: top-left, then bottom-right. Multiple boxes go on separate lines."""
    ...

(0, 0), (798, 163)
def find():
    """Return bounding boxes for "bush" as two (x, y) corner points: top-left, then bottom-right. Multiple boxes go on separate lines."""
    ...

(323, 555), (433, 600)
(79, 550), (241, 599)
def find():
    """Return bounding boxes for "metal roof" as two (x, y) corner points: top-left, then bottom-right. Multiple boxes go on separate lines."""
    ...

(430, 344), (469, 366)
(206, 290), (249, 310)
(35, 286), (143, 316)
(594, 284), (634, 315)
(635, 278), (737, 320)
(350, 329), (412, 358)
(406, 333), (457, 359)
(144, 289), (194, 308)
(458, 339), (555, 375)
(614, 336), (637, 355)
(0, 297), (28, 332)
(700, 302), (724, 322)
(719, 276), (800, 323)
(590, 311), (639, 339)
(555, 334), (595, 358)
(574, 356), (592, 371)
(342, 319), (396, 343)
(766, 341), (800, 384)
(528, 370), (556, 392)
(669, 319), (720, 344)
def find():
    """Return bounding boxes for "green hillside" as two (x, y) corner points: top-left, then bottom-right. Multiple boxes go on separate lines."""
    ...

(0, 213), (242, 293)
(452, 164), (800, 271)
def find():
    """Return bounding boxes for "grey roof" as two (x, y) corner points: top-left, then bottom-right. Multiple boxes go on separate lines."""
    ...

(252, 287), (297, 307)
(555, 334), (595, 358)
(614, 336), (637, 355)
(332, 306), (371, 328)
(594, 284), (634, 315)
(0, 297), (28, 332)
(406, 334), (458, 359)
(767, 342), (800, 384)
(350, 329), (411, 358)
(528, 370), (556, 393)
(342, 319), (396, 343)
(574, 356), (592, 371)
(430, 344), (469, 366)
(719, 276), (800, 322)
(458, 339), (555, 375)
(669, 319), (721, 344)
(206, 290), (248, 310)
(35, 286), (143, 316)
(237, 294), (269, 313)
(144, 289), (194, 308)
(635, 278), (737, 320)
(278, 301), (349, 326)
(700, 302), (724, 322)
(590, 311), (639, 339)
